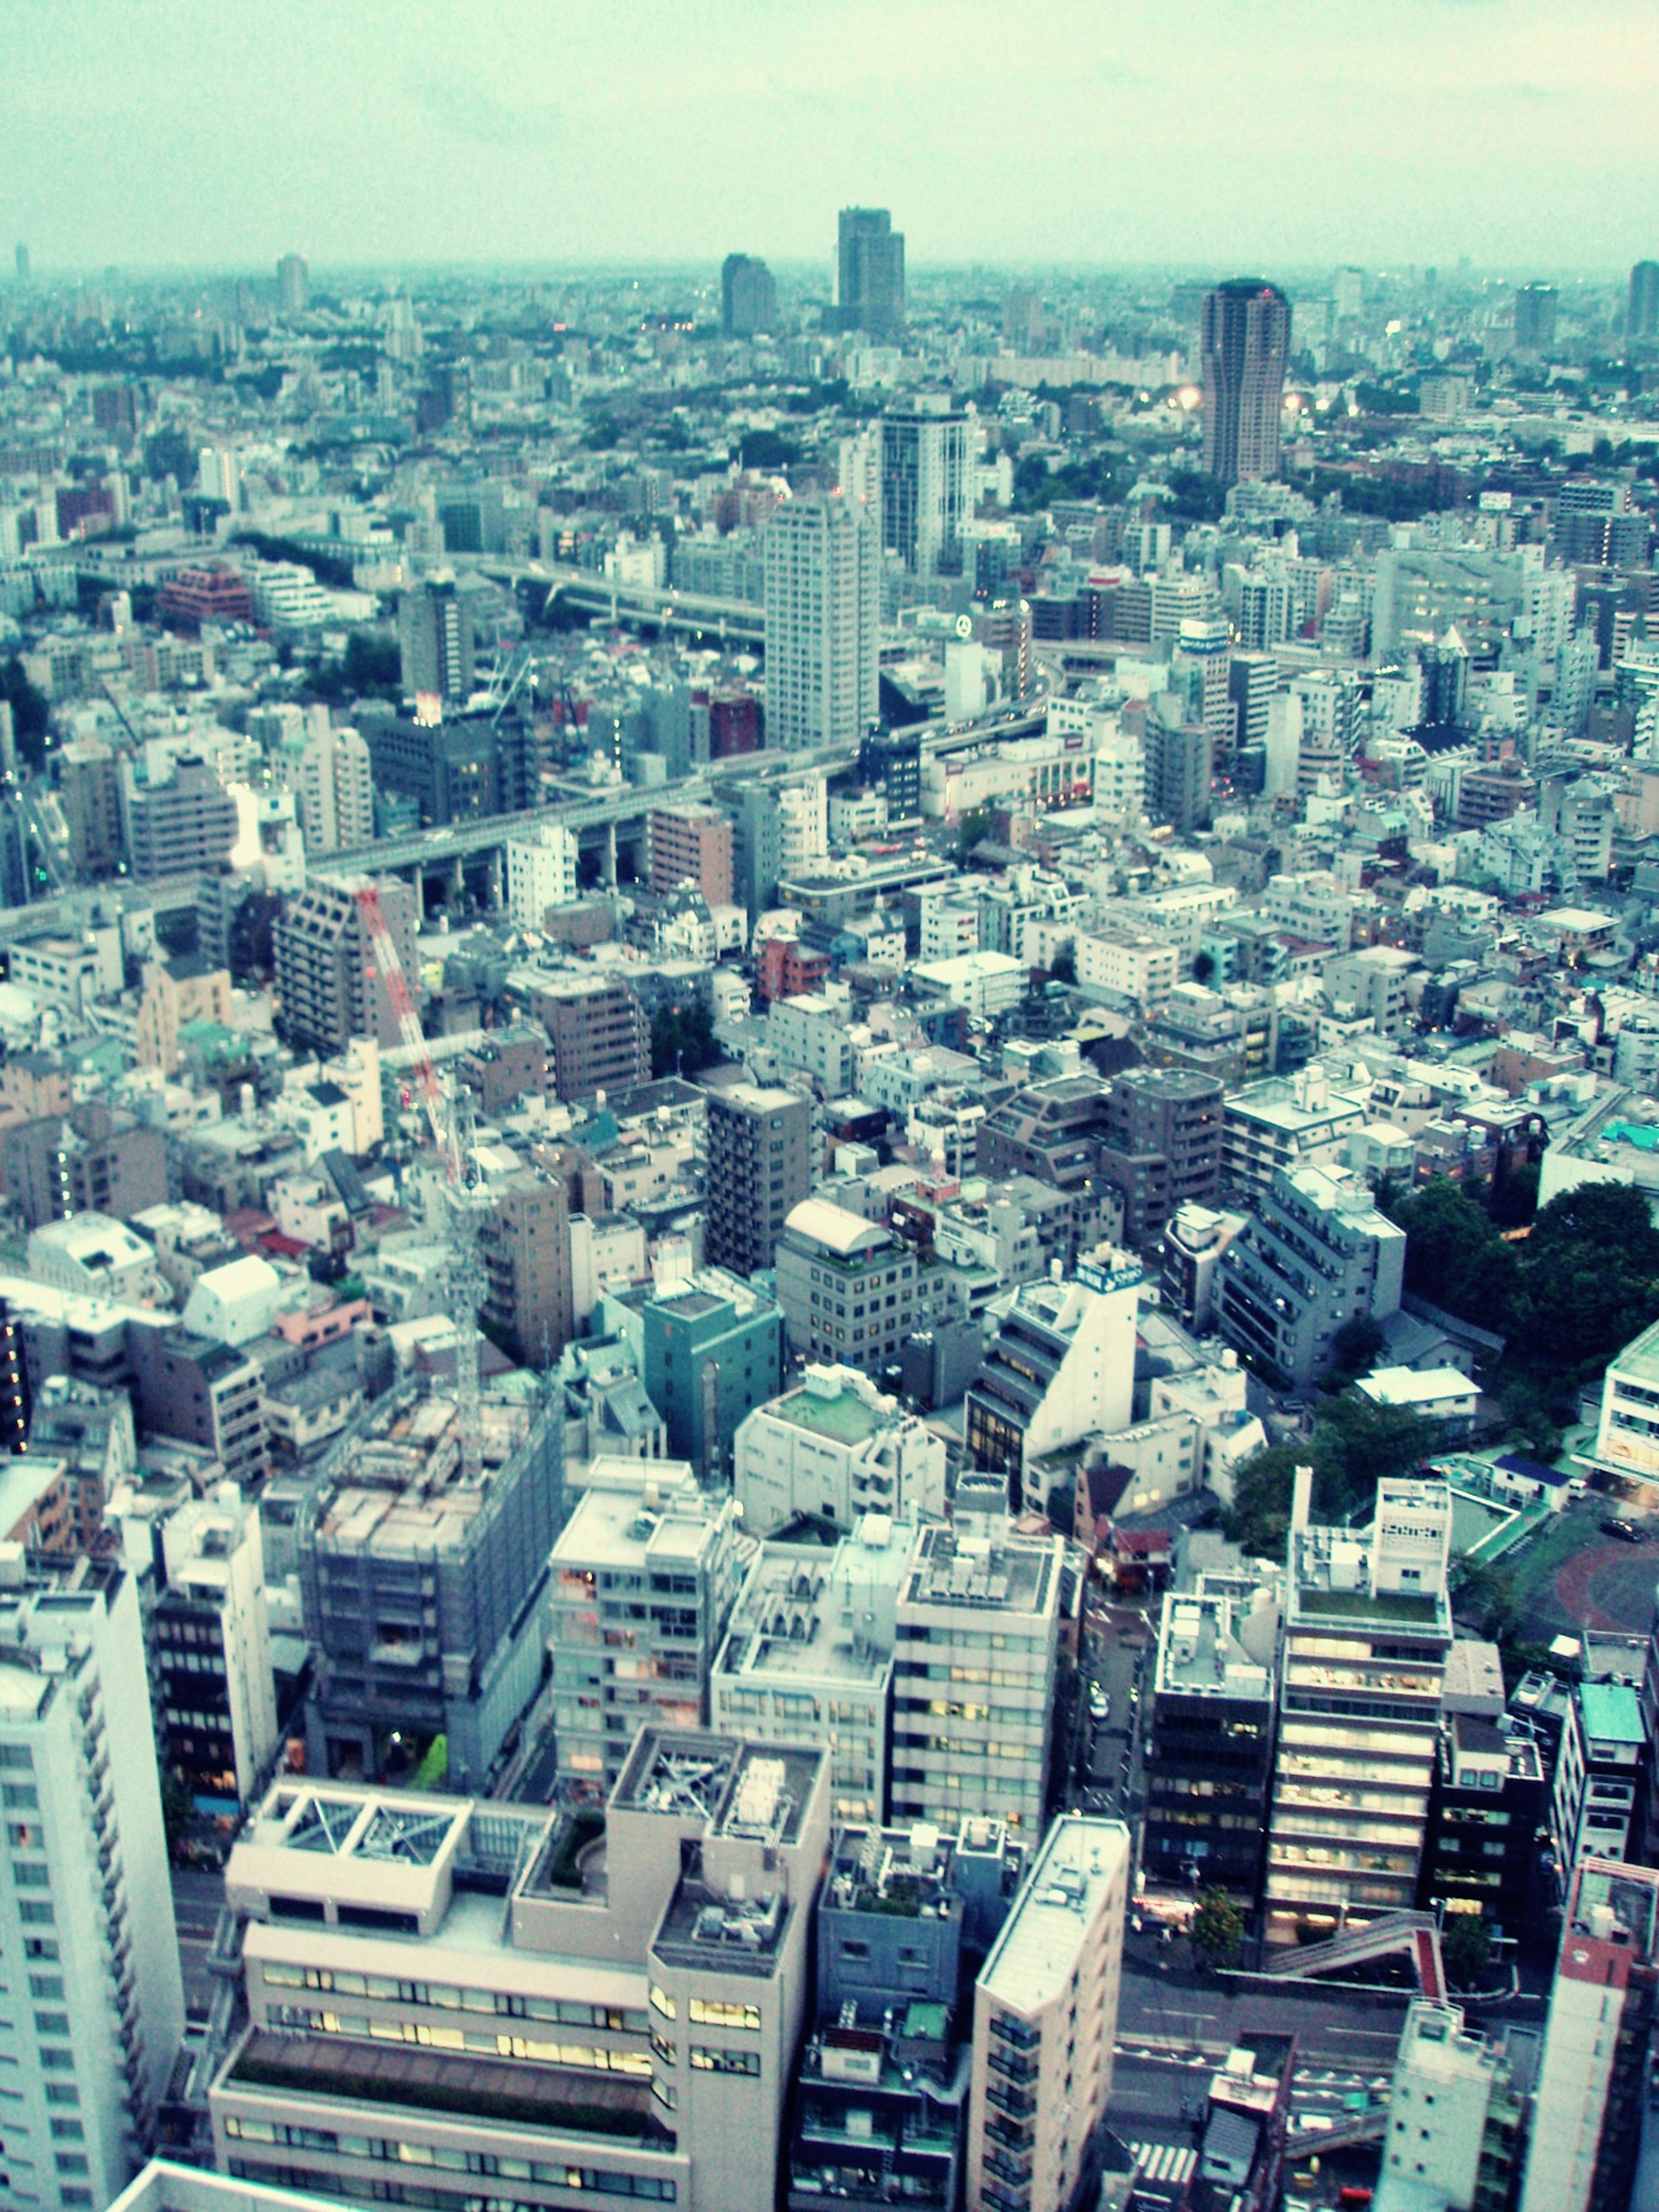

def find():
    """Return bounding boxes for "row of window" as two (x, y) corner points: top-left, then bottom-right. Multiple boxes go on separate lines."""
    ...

(227, 2152), (675, 2202)
(267, 2005), (652, 2074)
(647, 1987), (761, 2032)
(259, 1963), (647, 2034)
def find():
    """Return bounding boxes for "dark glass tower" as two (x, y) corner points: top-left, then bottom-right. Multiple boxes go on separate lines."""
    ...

(1200, 278), (1291, 486)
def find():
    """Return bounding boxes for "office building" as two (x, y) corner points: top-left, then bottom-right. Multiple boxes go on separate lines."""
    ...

(837, 207), (905, 338)
(1097, 1067), (1224, 1251)
(276, 252), (308, 315)
(272, 874), (419, 1056)
(1263, 1477), (1453, 1944)
(1550, 1680), (1646, 1881)
(721, 253), (777, 337)
(891, 1523), (1065, 1831)
(1512, 283), (1557, 355)
(703, 1083), (811, 1278)
(1217, 1162), (1405, 1390)
(1419, 1713), (1546, 1947)
(1142, 1590), (1274, 1897)
(732, 1363), (948, 1537)
(713, 1515), (916, 1820)
(1200, 279), (1291, 486)
(477, 1167), (575, 1367)
(112, 2163), (363, 2212)
(549, 1460), (752, 1795)
(1519, 1858), (1659, 2212)
(148, 1486), (279, 1813)
(0, 1551), (186, 2212)
(649, 804), (734, 906)
(3, 1103), (168, 1229)
(763, 496), (880, 750)
(397, 578), (475, 702)
(297, 1377), (565, 1789)
(57, 740), (123, 877)
(1630, 258), (1659, 340)
(623, 1269), (785, 1479)
(209, 1732), (831, 2212)
(359, 702), (499, 825)
(1374, 2001), (1528, 2212)
(506, 821), (580, 928)
(965, 1254), (1140, 1508)
(858, 725), (922, 821)
(118, 750), (238, 878)
(775, 1201), (920, 1377)
(880, 400), (970, 576)
(130, 1328), (268, 1487)
(527, 972), (652, 1102)
(966, 1815), (1130, 2212)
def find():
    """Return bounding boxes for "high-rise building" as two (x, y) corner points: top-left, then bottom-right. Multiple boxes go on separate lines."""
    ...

(1143, 1589), (1274, 1895)
(763, 496), (880, 750)
(965, 1815), (1130, 2212)
(283, 720), (373, 855)
(275, 253), (308, 316)
(525, 971), (652, 1102)
(148, 1487), (279, 1813)
(880, 399), (969, 575)
(635, 1270), (785, 1479)
(1200, 279), (1292, 486)
(118, 750), (239, 879)
(892, 1523), (1065, 1831)
(1629, 258), (1659, 340)
(14, 242), (29, 285)
(1513, 282), (1558, 355)
(966, 1260), (1141, 1506)
(397, 578), (474, 702)
(775, 1201), (921, 1378)
(1374, 2000), (1528, 2212)
(0, 1552), (186, 2212)
(1262, 1477), (1453, 1945)
(703, 1082), (812, 1278)
(272, 874), (418, 1056)
(836, 207), (905, 338)
(57, 739), (123, 877)
(648, 803), (734, 905)
(721, 252), (777, 337)
(1519, 1859), (1659, 2212)
(1098, 1067), (1224, 1250)
(476, 1166), (574, 1367)
(549, 1459), (750, 1795)
(505, 820), (579, 927)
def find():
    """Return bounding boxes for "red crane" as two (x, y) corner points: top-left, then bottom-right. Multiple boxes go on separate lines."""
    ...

(354, 885), (458, 1182)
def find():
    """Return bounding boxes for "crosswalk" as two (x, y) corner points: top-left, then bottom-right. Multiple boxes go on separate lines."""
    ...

(1130, 2141), (1198, 2187)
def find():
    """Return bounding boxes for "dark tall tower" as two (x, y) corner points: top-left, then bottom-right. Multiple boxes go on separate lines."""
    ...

(721, 253), (777, 338)
(1629, 260), (1659, 341)
(1513, 283), (1558, 355)
(1200, 278), (1291, 486)
(836, 207), (905, 339)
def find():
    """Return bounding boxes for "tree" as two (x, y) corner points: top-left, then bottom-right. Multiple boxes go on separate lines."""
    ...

(651, 999), (718, 1080)
(1510, 1181), (1659, 1383)
(1384, 1176), (1517, 1333)
(1190, 1888), (1246, 1967)
(1440, 1912), (1493, 1990)
(955, 804), (997, 867)
(1049, 943), (1077, 985)
(1328, 1315), (1385, 1379)
(1192, 949), (1215, 985)
(160, 1766), (196, 1865)
(0, 658), (49, 771)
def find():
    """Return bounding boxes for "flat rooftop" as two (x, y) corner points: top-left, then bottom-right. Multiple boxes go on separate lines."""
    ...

(313, 1386), (537, 1555)
(903, 1524), (1055, 1620)
(762, 1374), (886, 1445)
(612, 1728), (822, 1849)
(1155, 1594), (1272, 1703)
(979, 1816), (1130, 2015)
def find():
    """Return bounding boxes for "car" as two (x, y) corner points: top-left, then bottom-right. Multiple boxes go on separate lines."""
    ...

(1602, 1517), (1647, 1543)
(1089, 1686), (1109, 1721)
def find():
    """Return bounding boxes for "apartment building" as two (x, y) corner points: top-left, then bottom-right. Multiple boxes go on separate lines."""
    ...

(891, 1523), (1065, 1832)
(1096, 1067), (1224, 1250)
(966, 1816), (1130, 2212)
(1264, 1478), (1453, 1945)
(648, 806), (734, 906)
(774, 1201), (921, 1377)
(3, 1103), (168, 1229)
(529, 973), (652, 1103)
(965, 1255), (1140, 1509)
(149, 1487), (279, 1812)
(702, 1084), (812, 1279)
(210, 1732), (830, 2212)
(1221, 1063), (1374, 1201)
(712, 1516), (917, 1820)
(732, 1363), (948, 1536)
(1217, 1164), (1405, 1390)
(0, 1552), (185, 2212)
(477, 1167), (575, 1367)
(1374, 2001), (1528, 2212)
(1549, 1681), (1646, 1881)
(1142, 1590), (1275, 1897)
(272, 875), (420, 1057)
(549, 1461), (752, 1797)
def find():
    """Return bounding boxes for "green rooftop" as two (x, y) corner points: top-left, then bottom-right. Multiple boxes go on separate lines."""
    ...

(771, 1381), (880, 1443)
(1297, 1587), (1442, 1625)
(1581, 1682), (1645, 1746)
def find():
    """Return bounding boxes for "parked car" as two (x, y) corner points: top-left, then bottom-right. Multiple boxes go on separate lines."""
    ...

(1602, 1518), (1646, 1543)
(1089, 1685), (1109, 1721)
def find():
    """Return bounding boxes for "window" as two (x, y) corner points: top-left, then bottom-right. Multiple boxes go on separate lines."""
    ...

(690, 2046), (760, 2076)
(649, 1984), (677, 2021)
(688, 1996), (761, 2032)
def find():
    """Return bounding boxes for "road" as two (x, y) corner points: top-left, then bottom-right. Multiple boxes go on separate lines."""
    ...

(172, 1865), (226, 2021)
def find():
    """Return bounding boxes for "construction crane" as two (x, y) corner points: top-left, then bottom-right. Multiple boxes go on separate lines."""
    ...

(355, 885), (487, 1475)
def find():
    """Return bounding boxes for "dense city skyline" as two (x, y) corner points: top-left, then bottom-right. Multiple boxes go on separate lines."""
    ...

(7, 0), (1659, 272)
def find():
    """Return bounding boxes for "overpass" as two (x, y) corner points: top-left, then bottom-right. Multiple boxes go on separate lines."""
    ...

(477, 557), (765, 646)
(0, 871), (202, 947)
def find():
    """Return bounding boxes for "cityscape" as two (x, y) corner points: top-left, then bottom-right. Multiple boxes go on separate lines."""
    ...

(5, 10), (1659, 2212)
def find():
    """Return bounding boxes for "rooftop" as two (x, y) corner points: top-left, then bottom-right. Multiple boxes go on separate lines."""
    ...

(760, 1365), (892, 1444)
(979, 1816), (1130, 2014)
(1580, 1681), (1645, 1747)
(310, 1382), (540, 1557)
(610, 1727), (822, 1849)
(1155, 1593), (1272, 1703)
(783, 1198), (893, 1258)
(902, 1523), (1057, 1621)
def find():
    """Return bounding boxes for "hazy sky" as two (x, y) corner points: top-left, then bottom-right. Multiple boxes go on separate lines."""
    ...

(6, 0), (1658, 277)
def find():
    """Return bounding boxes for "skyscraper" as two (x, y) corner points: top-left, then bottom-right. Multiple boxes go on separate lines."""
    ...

(1200, 279), (1291, 485)
(763, 495), (880, 749)
(1629, 258), (1659, 340)
(836, 206), (905, 338)
(720, 251), (777, 337)
(1513, 282), (1558, 354)
(396, 576), (474, 702)
(880, 397), (969, 575)
(275, 252), (308, 316)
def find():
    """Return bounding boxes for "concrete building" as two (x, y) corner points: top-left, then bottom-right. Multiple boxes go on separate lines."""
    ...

(721, 252), (776, 337)
(118, 750), (238, 878)
(528, 973), (652, 1104)
(209, 1732), (831, 2212)
(604, 1269), (785, 1481)
(649, 805), (734, 906)
(1550, 1681), (1646, 1881)
(505, 823), (579, 928)
(1419, 1713), (1547, 1948)
(1374, 2001), (1528, 2212)
(1217, 1164), (1405, 1391)
(0, 1552), (185, 2212)
(1221, 1063), (1374, 1200)
(965, 1253), (1141, 1509)
(1201, 280), (1291, 486)
(713, 1515), (917, 1820)
(3, 1104), (168, 1229)
(477, 1167), (575, 1368)
(966, 1815), (1130, 2212)
(1159, 1201), (1249, 1334)
(148, 1486), (278, 1812)
(1142, 1589), (1275, 1897)
(732, 1364), (949, 1537)
(837, 207), (905, 337)
(1097, 1067), (1224, 1251)
(397, 577), (474, 702)
(892, 1523), (1065, 1832)
(25, 1211), (160, 1304)
(880, 400), (968, 577)
(703, 1083), (812, 1280)
(1264, 1478), (1453, 1944)
(775, 1201), (920, 1378)
(1518, 1858), (1659, 2212)
(549, 1460), (751, 1796)
(763, 498), (880, 751)
(1581, 1313), (1659, 1493)
(130, 1329), (268, 1487)
(273, 875), (419, 1057)
(297, 1378), (565, 1790)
